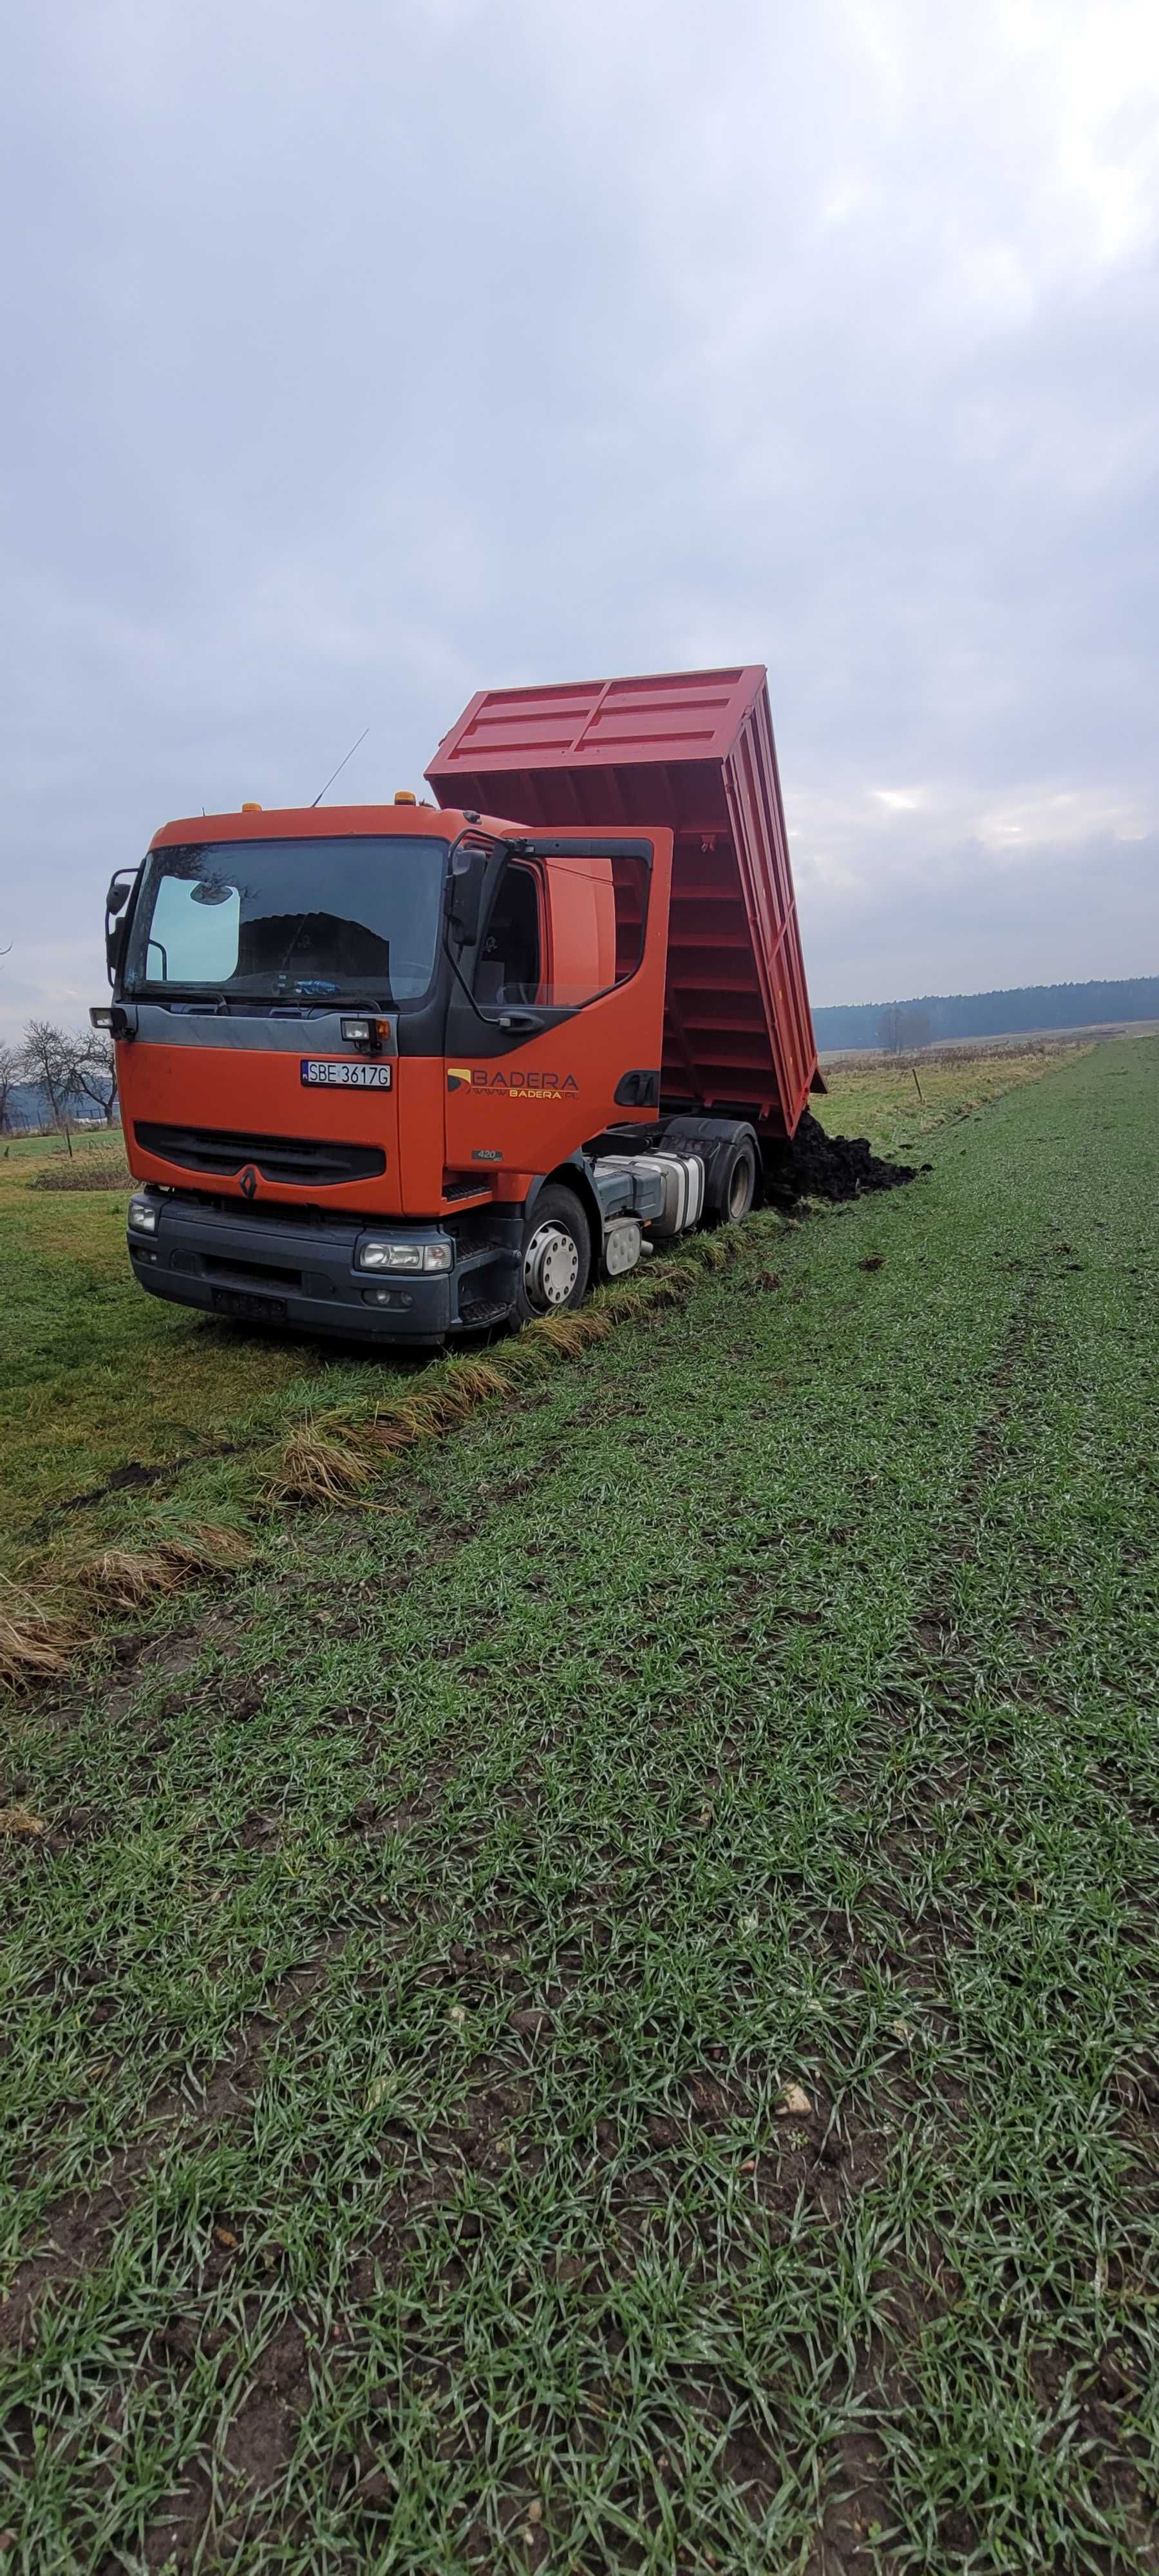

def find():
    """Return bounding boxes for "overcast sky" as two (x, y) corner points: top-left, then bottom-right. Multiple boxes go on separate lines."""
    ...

(3, 0), (1157, 1037)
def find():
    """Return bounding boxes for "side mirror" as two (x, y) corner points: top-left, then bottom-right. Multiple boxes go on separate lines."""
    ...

(104, 868), (139, 986)
(447, 850), (488, 948)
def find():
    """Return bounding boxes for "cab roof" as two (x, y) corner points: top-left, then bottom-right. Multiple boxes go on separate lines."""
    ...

(149, 803), (508, 849)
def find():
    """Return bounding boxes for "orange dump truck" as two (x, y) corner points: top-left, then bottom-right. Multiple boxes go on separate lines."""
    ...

(96, 665), (822, 1344)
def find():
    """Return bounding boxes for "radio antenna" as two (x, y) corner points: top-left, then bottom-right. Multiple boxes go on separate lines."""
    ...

(311, 726), (370, 808)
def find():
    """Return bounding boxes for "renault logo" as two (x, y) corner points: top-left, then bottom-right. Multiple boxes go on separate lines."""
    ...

(240, 1166), (258, 1199)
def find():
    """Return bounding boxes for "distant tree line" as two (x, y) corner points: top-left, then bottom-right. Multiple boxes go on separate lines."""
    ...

(813, 976), (1159, 1054)
(0, 1021), (119, 1137)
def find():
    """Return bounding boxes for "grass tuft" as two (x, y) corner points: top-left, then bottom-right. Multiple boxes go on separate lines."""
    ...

(683, 1227), (745, 1269)
(499, 1332), (560, 1383)
(153, 1522), (254, 1573)
(367, 1392), (451, 1449)
(0, 1582), (75, 1689)
(79, 1523), (254, 1607)
(440, 1356), (513, 1406)
(80, 1547), (185, 1608)
(270, 1426), (376, 1506)
(525, 1306), (614, 1356)
(594, 1281), (657, 1321)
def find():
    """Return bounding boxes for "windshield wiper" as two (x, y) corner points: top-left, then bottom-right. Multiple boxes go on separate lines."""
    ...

(135, 986), (229, 1008)
(133, 985), (396, 1012)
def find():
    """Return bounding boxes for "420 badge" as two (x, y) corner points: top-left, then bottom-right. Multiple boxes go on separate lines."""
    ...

(301, 1060), (392, 1089)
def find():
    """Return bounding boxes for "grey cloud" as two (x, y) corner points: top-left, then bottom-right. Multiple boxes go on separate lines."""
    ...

(798, 833), (1159, 1002)
(1, 0), (1156, 1031)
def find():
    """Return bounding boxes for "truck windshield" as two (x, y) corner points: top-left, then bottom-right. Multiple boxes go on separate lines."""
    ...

(124, 837), (448, 1006)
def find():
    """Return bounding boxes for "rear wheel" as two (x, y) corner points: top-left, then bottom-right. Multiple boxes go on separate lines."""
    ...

(706, 1135), (757, 1226)
(515, 1186), (592, 1320)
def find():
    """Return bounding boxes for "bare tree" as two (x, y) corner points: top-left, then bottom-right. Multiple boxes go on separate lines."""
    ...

(73, 1028), (120, 1127)
(19, 1019), (73, 1130)
(0, 1039), (20, 1134)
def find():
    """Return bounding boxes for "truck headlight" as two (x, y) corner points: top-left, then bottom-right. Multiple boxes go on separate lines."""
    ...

(127, 1197), (159, 1235)
(360, 1242), (421, 1272)
(357, 1240), (451, 1274)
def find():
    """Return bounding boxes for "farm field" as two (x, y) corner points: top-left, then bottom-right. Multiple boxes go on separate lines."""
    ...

(0, 1043), (1084, 1585)
(820, 1021), (1159, 1066)
(1, 1034), (1158, 2571)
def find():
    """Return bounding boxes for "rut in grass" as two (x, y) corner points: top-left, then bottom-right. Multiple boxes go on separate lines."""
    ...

(0, 1524), (254, 1687)
(1, 1233), (746, 1672)
(270, 1234), (742, 1504)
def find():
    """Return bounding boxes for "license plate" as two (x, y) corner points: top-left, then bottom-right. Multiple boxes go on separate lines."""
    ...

(212, 1287), (287, 1322)
(301, 1059), (392, 1089)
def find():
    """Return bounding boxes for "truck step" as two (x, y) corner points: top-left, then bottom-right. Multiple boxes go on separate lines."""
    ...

(453, 1296), (512, 1331)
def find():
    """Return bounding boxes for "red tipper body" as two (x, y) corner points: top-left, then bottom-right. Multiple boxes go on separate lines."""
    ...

(426, 665), (821, 1137)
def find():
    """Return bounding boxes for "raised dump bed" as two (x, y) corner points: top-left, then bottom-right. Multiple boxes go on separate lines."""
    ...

(427, 664), (822, 1138)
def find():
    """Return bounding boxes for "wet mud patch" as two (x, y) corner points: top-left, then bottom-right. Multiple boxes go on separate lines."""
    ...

(35, 1435), (260, 1534)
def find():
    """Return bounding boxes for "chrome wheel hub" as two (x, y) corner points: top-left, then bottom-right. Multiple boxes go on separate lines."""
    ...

(523, 1220), (580, 1310)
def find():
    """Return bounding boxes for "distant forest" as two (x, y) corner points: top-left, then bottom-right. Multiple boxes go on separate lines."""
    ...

(813, 975), (1159, 1053)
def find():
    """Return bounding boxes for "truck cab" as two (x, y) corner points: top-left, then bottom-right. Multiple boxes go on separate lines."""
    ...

(102, 798), (686, 1342)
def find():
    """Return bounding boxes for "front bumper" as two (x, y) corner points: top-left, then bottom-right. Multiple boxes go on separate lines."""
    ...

(127, 1196), (514, 1342)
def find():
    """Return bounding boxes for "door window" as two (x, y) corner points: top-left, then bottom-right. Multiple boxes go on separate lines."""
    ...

(475, 863), (542, 1007)
(475, 851), (648, 1013)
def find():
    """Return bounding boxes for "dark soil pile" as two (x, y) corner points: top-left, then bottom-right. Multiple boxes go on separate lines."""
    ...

(765, 1110), (919, 1208)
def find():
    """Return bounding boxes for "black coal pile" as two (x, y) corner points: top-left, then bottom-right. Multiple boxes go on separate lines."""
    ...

(764, 1111), (918, 1208)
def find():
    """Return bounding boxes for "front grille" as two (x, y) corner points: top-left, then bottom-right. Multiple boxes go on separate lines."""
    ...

(135, 1122), (386, 1187)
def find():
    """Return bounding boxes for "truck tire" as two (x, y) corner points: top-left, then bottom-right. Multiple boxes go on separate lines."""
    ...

(707, 1134), (757, 1226)
(660, 1115), (759, 1229)
(515, 1186), (592, 1320)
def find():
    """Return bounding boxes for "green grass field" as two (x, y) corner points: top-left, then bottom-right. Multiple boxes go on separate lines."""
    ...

(2, 1036), (1157, 2572)
(0, 1043), (1086, 1585)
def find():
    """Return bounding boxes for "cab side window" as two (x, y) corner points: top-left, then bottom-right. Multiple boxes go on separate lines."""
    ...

(539, 851), (648, 1007)
(475, 863), (542, 1007)
(473, 849), (650, 1013)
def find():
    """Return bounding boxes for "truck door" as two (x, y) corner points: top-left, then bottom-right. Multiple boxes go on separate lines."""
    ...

(443, 829), (672, 1179)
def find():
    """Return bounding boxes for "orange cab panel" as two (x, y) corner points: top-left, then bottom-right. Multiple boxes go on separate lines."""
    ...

(120, 1041), (406, 1216)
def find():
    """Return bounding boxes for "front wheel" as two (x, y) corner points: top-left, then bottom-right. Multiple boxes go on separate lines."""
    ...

(515, 1186), (592, 1321)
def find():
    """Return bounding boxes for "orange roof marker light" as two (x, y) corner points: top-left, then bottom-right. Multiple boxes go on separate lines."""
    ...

(393, 790), (417, 804)
(241, 801), (263, 812)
